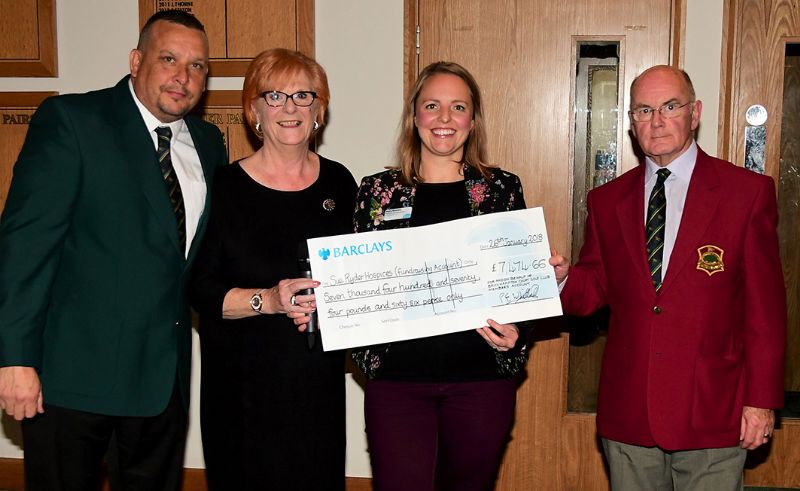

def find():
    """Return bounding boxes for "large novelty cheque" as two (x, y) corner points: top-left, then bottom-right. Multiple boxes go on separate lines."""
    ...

(308, 207), (562, 351)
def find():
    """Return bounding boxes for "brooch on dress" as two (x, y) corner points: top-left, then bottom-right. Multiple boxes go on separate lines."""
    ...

(322, 199), (336, 211)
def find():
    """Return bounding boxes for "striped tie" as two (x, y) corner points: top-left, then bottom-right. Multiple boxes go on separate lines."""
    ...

(646, 168), (670, 290)
(155, 126), (186, 252)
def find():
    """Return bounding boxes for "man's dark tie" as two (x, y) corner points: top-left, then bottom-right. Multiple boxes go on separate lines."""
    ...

(646, 168), (671, 290)
(155, 126), (186, 252)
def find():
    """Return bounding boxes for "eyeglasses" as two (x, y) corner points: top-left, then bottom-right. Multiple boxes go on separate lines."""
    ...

(260, 90), (317, 107)
(629, 101), (693, 122)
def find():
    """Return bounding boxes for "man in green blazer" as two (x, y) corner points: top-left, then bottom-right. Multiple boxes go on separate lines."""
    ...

(0, 10), (226, 490)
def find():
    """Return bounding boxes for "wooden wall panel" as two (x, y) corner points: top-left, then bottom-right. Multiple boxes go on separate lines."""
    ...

(225, 0), (296, 59)
(670, 0), (686, 67)
(194, 90), (257, 163)
(0, 1), (37, 58)
(0, 0), (57, 77)
(0, 458), (23, 490)
(717, 0), (735, 157)
(0, 92), (55, 211)
(744, 420), (800, 487)
(139, 0), (315, 76)
(560, 413), (609, 491)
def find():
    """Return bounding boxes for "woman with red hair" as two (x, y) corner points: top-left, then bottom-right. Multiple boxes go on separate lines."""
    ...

(191, 48), (356, 490)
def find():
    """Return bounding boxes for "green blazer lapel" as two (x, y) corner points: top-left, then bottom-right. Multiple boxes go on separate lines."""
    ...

(184, 116), (220, 264)
(111, 77), (185, 256)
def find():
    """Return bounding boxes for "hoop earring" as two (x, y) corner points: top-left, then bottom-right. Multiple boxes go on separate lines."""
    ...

(313, 121), (320, 131)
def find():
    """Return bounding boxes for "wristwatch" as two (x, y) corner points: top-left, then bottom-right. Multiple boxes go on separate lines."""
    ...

(249, 289), (266, 314)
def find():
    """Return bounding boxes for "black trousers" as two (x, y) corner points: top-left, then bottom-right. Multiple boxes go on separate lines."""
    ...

(21, 382), (188, 491)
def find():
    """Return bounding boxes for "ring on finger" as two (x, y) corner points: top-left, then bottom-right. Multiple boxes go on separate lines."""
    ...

(290, 295), (297, 306)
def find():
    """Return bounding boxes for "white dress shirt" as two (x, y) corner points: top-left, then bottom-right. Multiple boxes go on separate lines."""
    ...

(129, 81), (207, 258)
(643, 140), (698, 278)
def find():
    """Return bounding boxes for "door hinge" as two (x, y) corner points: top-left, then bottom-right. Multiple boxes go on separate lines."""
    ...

(416, 24), (421, 54)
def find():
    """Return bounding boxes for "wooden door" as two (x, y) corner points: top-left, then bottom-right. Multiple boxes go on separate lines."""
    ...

(411, 0), (676, 488)
(719, 0), (800, 487)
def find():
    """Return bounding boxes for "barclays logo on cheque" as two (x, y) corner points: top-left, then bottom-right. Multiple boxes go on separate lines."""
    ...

(317, 240), (393, 261)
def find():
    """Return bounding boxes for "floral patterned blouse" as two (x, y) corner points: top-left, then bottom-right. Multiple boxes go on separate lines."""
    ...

(350, 163), (531, 379)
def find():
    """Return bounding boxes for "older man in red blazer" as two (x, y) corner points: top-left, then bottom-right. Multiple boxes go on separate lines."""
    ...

(551, 65), (786, 490)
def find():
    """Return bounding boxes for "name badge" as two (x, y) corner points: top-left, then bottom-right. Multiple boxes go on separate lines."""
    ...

(384, 207), (412, 221)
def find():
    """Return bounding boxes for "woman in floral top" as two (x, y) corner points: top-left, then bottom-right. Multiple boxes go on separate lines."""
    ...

(352, 61), (530, 491)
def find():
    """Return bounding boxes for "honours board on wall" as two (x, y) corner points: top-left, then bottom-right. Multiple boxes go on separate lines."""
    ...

(138, 0), (315, 76)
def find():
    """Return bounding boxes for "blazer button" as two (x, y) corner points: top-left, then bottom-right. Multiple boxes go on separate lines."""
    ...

(653, 306), (662, 314)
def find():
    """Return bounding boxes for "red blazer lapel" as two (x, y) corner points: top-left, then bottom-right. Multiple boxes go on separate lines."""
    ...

(660, 150), (722, 294)
(615, 166), (653, 287)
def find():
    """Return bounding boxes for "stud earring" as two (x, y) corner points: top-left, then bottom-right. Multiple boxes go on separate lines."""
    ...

(313, 121), (320, 131)
(255, 122), (261, 132)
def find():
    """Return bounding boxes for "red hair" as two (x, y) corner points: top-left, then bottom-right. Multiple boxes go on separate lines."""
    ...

(242, 48), (330, 138)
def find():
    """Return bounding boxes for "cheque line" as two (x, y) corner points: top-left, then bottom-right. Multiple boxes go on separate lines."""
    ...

(323, 276), (481, 304)
(323, 260), (479, 287)
(325, 292), (484, 319)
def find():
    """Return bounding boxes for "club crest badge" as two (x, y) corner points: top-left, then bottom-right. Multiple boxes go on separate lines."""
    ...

(696, 245), (724, 276)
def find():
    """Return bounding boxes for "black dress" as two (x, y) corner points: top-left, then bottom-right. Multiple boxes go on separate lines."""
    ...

(190, 156), (357, 491)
